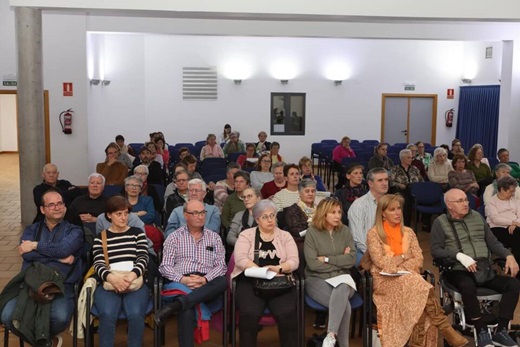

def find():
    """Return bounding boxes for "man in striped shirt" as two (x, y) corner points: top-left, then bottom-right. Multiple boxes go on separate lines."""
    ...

(155, 200), (227, 346)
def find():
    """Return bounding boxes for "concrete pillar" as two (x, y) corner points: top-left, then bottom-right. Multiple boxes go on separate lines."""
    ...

(15, 7), (45, 226)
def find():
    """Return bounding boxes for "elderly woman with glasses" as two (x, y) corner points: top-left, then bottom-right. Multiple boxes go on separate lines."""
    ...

(250, 153), (274, 189)
(227, 187), (262, 246)
(486, 176), (520, 264)
(124, 176), (155, 225)
(231, 199), (299, 347)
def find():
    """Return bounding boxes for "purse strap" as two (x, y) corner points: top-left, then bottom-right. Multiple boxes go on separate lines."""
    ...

(253, 227), (261, 266)
(101, 229), (110, 268)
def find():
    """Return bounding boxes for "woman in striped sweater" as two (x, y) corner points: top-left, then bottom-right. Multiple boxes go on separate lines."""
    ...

(92, 196), (150, 347)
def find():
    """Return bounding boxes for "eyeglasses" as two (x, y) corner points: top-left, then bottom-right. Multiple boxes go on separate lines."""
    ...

(126, 184), (141, 189)
(44, 201), (65, 209)
(185, 210), (207, 217)
(189, 189), (203, 194)
(259, 213), (276, 221)
(448, 198), (469, 204)
(242, 194), (256, 200)
(176, 179), (188, 182)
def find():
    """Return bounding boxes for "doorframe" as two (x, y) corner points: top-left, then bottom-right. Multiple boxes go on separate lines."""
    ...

(0, 90), (50, 162)
(381, 93), (438, 145)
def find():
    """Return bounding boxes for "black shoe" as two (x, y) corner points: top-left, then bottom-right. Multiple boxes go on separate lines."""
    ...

(154, 300), (182, 327)
(313, 311), (327, 329)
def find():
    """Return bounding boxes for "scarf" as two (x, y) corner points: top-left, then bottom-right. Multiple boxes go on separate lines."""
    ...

(383, 221), (403, 256)
(297, 199), (315, 222)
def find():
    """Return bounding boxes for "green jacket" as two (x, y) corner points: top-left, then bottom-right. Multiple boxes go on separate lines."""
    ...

(431, 210), (511, 271)
(221, 193), (245, 228)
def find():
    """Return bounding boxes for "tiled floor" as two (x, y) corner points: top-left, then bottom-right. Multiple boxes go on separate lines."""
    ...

(1, 152), (520, 346)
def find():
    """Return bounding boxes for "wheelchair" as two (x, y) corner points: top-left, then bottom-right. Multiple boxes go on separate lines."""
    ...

(434, 258), (505, 345)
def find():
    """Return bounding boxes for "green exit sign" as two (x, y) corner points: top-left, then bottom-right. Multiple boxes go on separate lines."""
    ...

(3, 81), (17, 86)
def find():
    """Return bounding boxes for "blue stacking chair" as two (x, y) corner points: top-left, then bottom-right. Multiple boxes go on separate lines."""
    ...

(410, 182), (445, 230)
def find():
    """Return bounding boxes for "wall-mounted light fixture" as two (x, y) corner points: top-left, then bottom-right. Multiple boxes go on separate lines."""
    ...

(334, 80), (343, 86)
(461, 79), (472, 84)
(233, 79), (242, 85)
(280, 79), (289, 85)
(102, 80), (111, 86)
(90, 79), (100, 86)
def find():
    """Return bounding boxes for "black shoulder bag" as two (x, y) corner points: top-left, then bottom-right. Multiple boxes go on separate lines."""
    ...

(447, 220), (495, 285)
(252, 228), (295, 299)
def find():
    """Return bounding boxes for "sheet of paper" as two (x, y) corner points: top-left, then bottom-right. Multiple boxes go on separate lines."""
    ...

(299, 229), (307, 237)
(379, 270), (411, 277)
(244, 267), (277, 279)
(325, 274), (356, 291)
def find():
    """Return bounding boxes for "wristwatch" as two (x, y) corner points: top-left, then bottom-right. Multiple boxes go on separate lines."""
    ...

(324, 257), (330, 263)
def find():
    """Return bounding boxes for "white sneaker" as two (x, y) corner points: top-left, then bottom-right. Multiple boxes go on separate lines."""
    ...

(322, 333), (336, 347)
(51, 335), (63, 347)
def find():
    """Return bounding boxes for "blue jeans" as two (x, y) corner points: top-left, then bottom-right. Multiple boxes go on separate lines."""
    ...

(355, 249), (364, 267)
(1, 284), (74, 341)
(94, 284), (150, 347)
(163, 276), (226, 347)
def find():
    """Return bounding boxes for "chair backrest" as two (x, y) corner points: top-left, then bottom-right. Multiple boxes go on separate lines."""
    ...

(320, 139), (338, 146)
(227, 152), (244, 163)
(103, 185), (124, 197)
(410, 182), (444, 205)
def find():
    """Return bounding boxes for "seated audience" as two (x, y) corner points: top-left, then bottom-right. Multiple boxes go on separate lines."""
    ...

(115, 134), (135, 157)
(155, 200), (227, 347)
(368, 143), (394, 170)
(486, 176), (520, 263)
(273, 164), (301, 212)
(255, 131), (271, 153)
(415, 141), (432, 169)
(389, 149), (423, 226)
(260, 162), (287, 199)
(181, 155), (203, 180)
(269, 142), (284, 164)
(200, 133), (224, 160)
(483, 163), (520, 205)
(124, 176), (155, 225)
(66, 172), (108, 229)
(332, 136), (356, 189)
(427, 147), (451, 189)
(92, 195), (150, 347)
(223, 131), (245, 157)
(178, 147), (191, 162)
(155, 136), (170, 170)
(305, 198), (358, 347)
(164, 170), (190, 220)
(214, 162), (240, 211)
(1, 189), (83, 347)
(33, 163), (81, 222)
(227, 187), (261, 246)
(448, 154), (479, 196)
(250, 153), (273, 189)
(431, 188), (520, 347)
(164, 163), (189, 201)
(221, 171), (250, 229)
(367, 194), (468, 347)
(237, 143), (258, 169)
(96, 143), (129, 186)
(219, 123), (232, 144)
(498, 148), (520, 179)
(448, 138), (464, 160)
(334, 164), (367, 226)
(406, 144), (428, 180)
(132, 146), (164, 185)
(132, 165), (162, 211)
(467, 145), (493, 195)
(231, 199), (299, 347)
(165, 179), (220, 237)
(299, 156), (326, 191)
(146, 141), (164, 169)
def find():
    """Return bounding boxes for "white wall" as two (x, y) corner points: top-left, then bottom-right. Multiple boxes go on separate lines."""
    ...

(0, 1), (16, 89)
(0, 95), (18, 151)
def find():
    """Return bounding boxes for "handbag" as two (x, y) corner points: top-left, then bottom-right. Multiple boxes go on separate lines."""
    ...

(251, 228), (295, 299)
(100, 230), (144, 292)
(447, 221), (496, 285)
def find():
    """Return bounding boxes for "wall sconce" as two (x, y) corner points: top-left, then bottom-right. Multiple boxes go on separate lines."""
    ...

(102, 80), (111, 86)
(90, 79), (100, 86)
(461, 79), (472, 84)
(233, 79), (242, 85)
(280, 79), (289, 85)
(334, 80), (343, 86)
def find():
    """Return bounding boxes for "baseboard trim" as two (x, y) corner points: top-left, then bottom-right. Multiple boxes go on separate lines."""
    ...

(0, 151), (18, 154)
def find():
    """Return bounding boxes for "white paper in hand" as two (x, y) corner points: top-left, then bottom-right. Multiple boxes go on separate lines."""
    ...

(379, 271), (411, 276)
(299, 229), (307, 237)
(325, 274), (357, 291)
(244, 267), (277, 279)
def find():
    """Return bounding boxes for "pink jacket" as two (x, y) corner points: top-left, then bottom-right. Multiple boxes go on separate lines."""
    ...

(332, 145), (356, 163)
(231, 227), (299, 279)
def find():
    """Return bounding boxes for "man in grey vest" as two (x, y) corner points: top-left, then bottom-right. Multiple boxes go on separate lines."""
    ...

(431, 188), (520, 347)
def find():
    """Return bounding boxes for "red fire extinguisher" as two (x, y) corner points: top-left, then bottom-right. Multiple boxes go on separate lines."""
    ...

(59, 109), (73, 134)
(445, 108), (454, 128)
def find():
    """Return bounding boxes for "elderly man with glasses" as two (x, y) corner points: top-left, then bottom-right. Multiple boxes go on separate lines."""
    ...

(164, 179), (221, 238)
(431, 188), (520, 347)
(155, 200), (227, 347)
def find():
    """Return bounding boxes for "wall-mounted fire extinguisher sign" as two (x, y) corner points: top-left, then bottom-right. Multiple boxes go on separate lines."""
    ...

(445, 108), (454, 128)
(59, 109), (73, 134)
